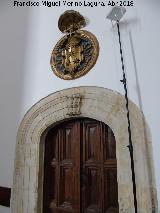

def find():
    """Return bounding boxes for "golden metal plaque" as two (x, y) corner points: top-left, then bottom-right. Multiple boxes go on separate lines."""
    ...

(50, 10), (99, 80)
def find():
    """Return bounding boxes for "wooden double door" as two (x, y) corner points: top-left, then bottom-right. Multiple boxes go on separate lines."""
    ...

(43, 118), (118, 213)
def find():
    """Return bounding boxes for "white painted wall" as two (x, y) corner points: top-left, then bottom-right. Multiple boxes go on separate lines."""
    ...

(0, 0), (160, 212)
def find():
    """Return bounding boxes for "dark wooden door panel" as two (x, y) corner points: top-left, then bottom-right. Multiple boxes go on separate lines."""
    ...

(43, 128), (58, 212)
(0, 186), (11, 207)
(58, 123), (80, 212)
(104, 126), (116, 160)
(84, 167), (102, 212)
(43, 118), (118, 213)
(82, 119), (118, 213)
(83, 121), (101, 162)
(43, 121), (80, 213)
(104, 168), (118, 212)
(82, 120), (102, 213)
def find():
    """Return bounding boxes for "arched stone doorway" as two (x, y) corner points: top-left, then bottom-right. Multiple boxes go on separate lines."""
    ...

(11, 86), (157, 213)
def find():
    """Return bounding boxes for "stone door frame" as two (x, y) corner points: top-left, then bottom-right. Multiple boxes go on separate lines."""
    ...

(11, 86), (157, 213)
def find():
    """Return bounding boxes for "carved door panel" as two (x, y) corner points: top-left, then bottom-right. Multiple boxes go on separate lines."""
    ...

(43, 118), (118, 213)
(43, 121), (80, 213)
(82, 119), (118, 213)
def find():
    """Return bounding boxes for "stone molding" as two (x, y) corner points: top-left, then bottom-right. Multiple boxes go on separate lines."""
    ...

(66, 94), (82, 116)
(11, 86), (157, 213)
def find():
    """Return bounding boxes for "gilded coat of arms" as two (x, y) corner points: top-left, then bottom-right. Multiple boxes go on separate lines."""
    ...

(50, 10), (99, 80)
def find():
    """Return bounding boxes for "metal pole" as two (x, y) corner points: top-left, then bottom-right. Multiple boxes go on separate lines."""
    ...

(116, 21), (138, 213)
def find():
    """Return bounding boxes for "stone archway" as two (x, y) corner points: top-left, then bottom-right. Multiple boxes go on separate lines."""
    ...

(11, 86), (157, 213)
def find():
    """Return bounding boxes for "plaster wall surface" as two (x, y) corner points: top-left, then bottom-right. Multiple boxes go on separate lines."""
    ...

(0, 0), (160, 212)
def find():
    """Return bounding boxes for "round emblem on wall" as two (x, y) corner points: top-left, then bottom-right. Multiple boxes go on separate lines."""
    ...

(50, 30), (99, 80)
(50, 10), (99, 80)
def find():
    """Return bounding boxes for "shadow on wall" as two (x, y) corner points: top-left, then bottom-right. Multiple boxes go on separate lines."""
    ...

(0, 0), (30, 210)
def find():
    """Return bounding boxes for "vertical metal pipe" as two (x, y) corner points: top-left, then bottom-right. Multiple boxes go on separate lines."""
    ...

(116, 21), (138, 213)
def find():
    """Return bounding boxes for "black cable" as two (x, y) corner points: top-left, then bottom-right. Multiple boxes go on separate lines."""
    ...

(117, 21), (138, 213)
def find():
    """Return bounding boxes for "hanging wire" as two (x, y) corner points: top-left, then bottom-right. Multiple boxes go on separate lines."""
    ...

(116, 21), (138, 213)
